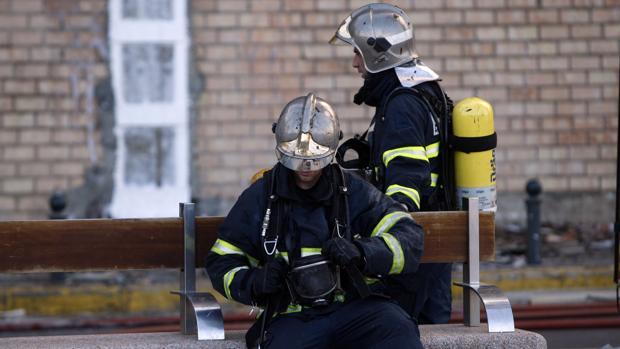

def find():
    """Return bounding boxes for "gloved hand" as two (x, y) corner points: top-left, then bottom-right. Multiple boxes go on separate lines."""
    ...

(322, 237), (364, 269)
(251, 258), (288, 300)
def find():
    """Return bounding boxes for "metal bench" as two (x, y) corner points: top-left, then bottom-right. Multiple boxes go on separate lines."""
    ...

(0, 198), (513, 340)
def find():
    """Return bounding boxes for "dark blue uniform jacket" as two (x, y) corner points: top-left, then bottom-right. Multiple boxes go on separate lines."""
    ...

(369, 81), (442, 212)
(206, 165), (424, 315)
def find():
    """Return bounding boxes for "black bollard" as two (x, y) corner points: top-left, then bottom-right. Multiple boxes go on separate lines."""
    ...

(525, 179), (542, 265)
(49, 191), (67, 283)
(49, 191), (67, 220)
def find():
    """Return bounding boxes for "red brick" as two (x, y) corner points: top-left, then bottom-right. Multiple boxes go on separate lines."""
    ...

(560, 9), (591, 23)
(283, 0), (314, 10)
(540, 57), (569, 70)
(529, 10), (560, 23)
(476, 27), (505, 40)
(508, 26), (538, 40)
(541, 25), (569, 39)
(0, 14), (27, 28)
(3, 114), (35, 128)
(527, 42), (557, 55)
(317, 0), (346, 10)
(4, 81), (35, 94)
(3, 179), (34, 193)
(542, 0), (572, 6)
(496, 10), (526, 24)
(217, 0), (248, 12)
(465, 11), (494, 24)
(569, 176), (600, 191)
(3, 146), (35, 160)
(590, 40), (619, 53)
(434, 11), (464, 25)
(571, 24), (602, 38)
(205, 13), (239, 27)
(475, 0), (506, 7)
(570, 56), (601, 69)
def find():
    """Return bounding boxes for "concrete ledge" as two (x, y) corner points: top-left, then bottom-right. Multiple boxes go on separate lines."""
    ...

(420, 324), (546, 349)
(1, 325), (546, 349)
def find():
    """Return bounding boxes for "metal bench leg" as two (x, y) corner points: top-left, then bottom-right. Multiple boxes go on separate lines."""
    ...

(172, 203), (225, 340)
(454, 197), (515, 333)
(454, 282), (515, 332)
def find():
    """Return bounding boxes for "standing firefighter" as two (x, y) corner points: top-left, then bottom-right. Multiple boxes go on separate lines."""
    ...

(330, 3), (454, 324)
(206, 93), (424, 349)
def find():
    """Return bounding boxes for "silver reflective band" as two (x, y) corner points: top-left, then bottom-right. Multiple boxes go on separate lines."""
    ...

(223, 266), (248, 300)
(386, 184), (421, 209)
(426, 142), (440, 159)
(371, 211), (412, 237)
(380, 233), (405, 274)
(385, 28), (413, 46)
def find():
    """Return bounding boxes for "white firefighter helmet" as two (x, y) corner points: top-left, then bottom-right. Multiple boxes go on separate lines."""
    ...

(274, 93), (341, 171)
(329, 3), (417, 73)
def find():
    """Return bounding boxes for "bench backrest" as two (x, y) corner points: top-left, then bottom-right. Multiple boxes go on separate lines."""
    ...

(0, 211), (494, 273)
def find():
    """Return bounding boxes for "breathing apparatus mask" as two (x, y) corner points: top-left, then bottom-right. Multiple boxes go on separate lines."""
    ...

(285, 255), (338, 307)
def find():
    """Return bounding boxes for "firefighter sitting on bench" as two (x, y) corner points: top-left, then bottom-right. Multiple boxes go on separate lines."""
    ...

(206, 93), (425, 349)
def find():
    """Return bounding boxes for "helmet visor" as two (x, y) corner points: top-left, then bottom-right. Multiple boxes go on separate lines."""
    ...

(278, 132), (331, 158)
(329, 15), (352, 46)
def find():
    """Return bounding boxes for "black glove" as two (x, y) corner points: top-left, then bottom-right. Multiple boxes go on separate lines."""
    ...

(322, 237), (364, 269)
(251, 258), (288, 301)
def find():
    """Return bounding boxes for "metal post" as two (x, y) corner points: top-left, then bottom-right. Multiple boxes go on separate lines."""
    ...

(464, 197), (480, 327)
(526, 179), (542, 265)
(179, 202), (197, 334)
(49, 191), (67, 283)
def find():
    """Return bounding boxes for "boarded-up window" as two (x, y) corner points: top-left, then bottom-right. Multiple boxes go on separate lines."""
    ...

(124, 127), (175, 186)
(122, 44), (174, 104)
(123, 0), (173, 20)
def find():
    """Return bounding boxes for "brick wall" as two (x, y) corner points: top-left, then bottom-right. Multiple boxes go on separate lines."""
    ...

(191, 0), (619, 216)
(0, 0), (108, 219)
(0, 0), (617, 220)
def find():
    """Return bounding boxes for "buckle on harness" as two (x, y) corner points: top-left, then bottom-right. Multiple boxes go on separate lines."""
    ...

(263, 237), (278, 256)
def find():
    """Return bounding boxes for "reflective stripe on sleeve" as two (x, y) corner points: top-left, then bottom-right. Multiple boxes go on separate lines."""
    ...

(371, 211), (412, 237)
(223, 266), (249, 300)
(431, 172), (438, 187)
(382, 146), (428, 167)
(386, 184), (421, 210)
(425, 142), (439, 159)
(211, 238), (258, 266)
(380, 233), (405, 274)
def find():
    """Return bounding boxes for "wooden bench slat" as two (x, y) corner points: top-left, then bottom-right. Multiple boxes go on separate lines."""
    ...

(0, 212), (494, 273)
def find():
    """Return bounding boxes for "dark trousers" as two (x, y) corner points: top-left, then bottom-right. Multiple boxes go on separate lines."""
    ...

(263, 297), (423, 349)
(388, 263), (452, 324)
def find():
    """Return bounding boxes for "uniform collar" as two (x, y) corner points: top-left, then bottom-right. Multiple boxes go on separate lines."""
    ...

(274, 165), (334, 204)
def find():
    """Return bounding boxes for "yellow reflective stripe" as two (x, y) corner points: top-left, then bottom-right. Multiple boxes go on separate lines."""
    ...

(211, 238), (243, 256)
(276, 251), (289, 263)
(223, 266), (249, 300)
(364, 276), (380, 285)
(382, 146), (428, 167)
(211, 238), (258, 267)
(278, 247), (322, 262)
(301, 247), (322, 257)
(282, 304), (303, 314)
(425, 142), (439, 159)
(431, 173), (438, 187)
(380, 233), (405, 274)
(386, 184), (421, 209)
(371, 211), (412, 237)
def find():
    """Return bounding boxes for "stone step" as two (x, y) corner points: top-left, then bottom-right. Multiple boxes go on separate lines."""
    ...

(0, 325), (547, 349)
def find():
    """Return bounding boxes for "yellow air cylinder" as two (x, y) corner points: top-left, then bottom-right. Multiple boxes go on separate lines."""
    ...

(452, 97), (497, 211)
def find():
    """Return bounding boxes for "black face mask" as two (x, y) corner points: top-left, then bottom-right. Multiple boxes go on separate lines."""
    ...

(353, 68), (401, 107)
